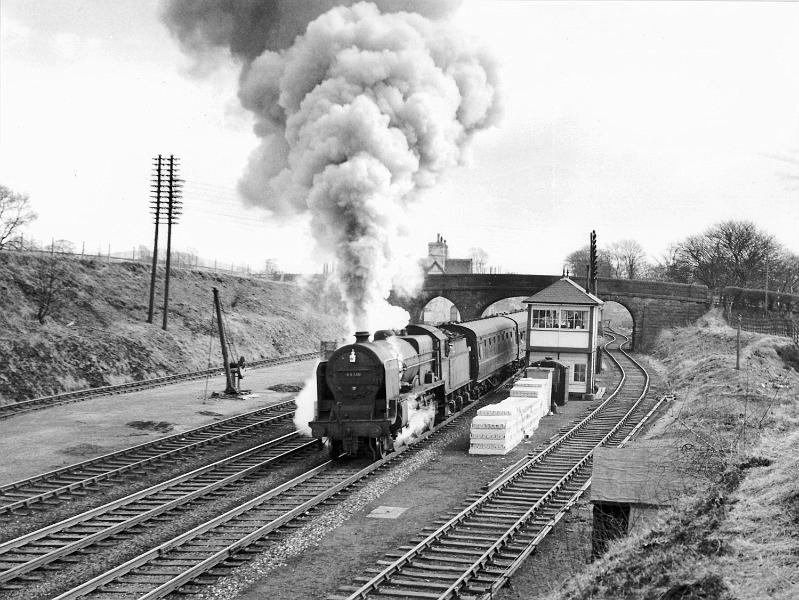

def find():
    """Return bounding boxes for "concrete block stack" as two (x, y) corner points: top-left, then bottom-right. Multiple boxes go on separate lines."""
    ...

(509, 378), (550, 425)
(501, 396), (537, 437)
(469, 369), (556, 455)
(468, 402), (524, 455)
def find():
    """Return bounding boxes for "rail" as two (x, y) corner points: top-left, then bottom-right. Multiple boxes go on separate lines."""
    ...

(0, 432), (319, 585)
(0, 401), (296, 513)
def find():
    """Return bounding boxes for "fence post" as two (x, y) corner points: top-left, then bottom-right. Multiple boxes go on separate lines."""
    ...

(736, 315), (741, 370)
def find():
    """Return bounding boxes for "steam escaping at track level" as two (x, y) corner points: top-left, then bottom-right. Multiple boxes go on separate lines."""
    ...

(163, 0), (500, 333)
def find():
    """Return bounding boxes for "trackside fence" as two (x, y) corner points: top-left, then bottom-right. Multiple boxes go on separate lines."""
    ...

(723, 313), (798, 346)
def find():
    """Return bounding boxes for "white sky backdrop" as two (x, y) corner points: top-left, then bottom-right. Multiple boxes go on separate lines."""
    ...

(1, 1), (797, 274)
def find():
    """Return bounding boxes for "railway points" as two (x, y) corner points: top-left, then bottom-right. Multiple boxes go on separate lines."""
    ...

(0, 432), (321, 588)
(0, 402), (297, 517)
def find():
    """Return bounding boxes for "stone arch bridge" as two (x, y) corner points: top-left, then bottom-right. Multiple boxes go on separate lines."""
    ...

(389, 274), (711, 351)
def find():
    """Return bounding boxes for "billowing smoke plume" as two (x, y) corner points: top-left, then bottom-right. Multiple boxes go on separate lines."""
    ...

(162, 0), (462, 61)
(163, 1), (499, 333)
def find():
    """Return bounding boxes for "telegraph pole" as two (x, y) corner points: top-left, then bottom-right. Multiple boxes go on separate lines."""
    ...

(161, 155), (183, 331)
(147, 155), (164, 323)
(589, 230), (598, 295)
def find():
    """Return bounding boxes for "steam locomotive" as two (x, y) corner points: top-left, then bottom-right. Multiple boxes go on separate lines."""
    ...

(309, 312), (528, 458)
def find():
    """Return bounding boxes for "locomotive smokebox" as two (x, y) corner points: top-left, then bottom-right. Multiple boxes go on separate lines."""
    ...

(354, 331), (370, 343)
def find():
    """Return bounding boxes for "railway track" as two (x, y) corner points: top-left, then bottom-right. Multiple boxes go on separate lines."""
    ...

(5, 333), (664, 600)
(45, 368), (527, 600)
(0, 431), (320, 589)
(0, 401), (297, 516)
(327, 332), (666, 600)
(0, 351), (317, 420)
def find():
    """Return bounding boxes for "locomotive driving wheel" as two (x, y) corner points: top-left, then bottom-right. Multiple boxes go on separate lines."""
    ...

(371, 436), (393, 460)
(329, 438), (344, 460)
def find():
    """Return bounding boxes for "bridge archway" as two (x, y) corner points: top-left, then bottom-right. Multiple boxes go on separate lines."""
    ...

(481, 296), (527, 317)
(420, 296), (461, 325)
(601, 300), (636, 347)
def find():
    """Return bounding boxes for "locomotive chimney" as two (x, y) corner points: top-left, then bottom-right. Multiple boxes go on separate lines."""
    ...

(354, 331), (370, 343)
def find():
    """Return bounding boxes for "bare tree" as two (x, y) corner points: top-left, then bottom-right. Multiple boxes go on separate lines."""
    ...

(468, 247), (488, 274)
(33, 241), (71, 323)
(770, 250), (799, 294)
(676, 220), (777, 290)
(565, 245), (613, 278)
(608, 239), (648, 279)
(137, 244), (152, 262)
(649, 244), (693, 282)
(0, 185), (37, 250)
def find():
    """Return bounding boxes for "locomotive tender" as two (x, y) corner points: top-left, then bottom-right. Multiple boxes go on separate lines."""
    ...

(309, 312), (528, 458)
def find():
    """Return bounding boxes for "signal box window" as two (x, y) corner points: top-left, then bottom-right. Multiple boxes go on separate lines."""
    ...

(532, 309), (558, 329)
(561, 310), (587, 330)
(573, 363), (587, 382)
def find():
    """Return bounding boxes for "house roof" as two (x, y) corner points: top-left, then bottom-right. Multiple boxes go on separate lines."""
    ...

(426, 260), (445, 275)
(522, 277), (603, 306)
(445, 258), (473, 274)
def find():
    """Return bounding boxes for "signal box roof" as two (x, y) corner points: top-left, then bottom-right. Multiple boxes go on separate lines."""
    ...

(522, 277), (603, 306)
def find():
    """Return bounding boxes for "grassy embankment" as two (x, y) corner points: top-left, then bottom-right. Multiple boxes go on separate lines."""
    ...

(0, 253), (346, 403)
(547, 310), (799, 600)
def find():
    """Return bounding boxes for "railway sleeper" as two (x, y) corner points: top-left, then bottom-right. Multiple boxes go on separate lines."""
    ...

(398, 544), (487, 557)
(410, 538), (493, 551)
(494, 493), (554, 504)
(401, 554), (483, 566)
(474, 509), (530, 521)
(467, 515), (524, 525)
(337, 585), (440, 599)
(432, 522), (508, 534)
(361, 569), (453, 580)
(423, 532), (500, 544)
(373, 579), (453, 591)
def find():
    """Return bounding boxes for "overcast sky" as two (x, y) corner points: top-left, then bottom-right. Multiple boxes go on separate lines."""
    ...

(2, 1), (797, 275)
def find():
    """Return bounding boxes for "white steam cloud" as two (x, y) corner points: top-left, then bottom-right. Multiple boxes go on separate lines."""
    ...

(164, 1), (499, 333)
